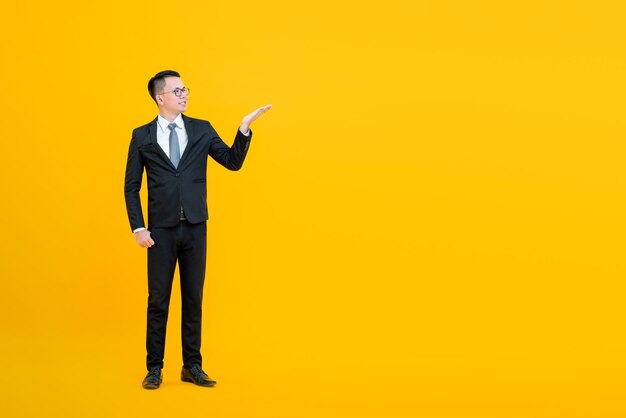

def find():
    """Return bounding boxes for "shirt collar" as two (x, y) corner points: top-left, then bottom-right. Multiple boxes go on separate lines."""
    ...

(157, 113), (185, 133)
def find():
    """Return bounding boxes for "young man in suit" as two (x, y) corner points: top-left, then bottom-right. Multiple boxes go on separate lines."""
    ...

(124, 70), (271, 389)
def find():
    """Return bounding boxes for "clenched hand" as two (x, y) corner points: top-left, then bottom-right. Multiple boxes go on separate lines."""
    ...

(135, 230), (155, 248)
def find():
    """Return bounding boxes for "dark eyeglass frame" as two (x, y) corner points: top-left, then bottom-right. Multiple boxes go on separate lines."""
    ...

(159, 87), (190, 98)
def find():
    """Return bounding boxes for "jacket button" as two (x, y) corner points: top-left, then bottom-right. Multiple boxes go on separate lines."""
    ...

(175, 173), (180, 177)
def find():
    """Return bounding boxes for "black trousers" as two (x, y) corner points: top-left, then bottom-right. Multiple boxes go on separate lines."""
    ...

(146, 220), (207, 370)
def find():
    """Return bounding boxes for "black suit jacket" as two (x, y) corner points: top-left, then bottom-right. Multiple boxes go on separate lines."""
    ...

(124, 114), (252, 231)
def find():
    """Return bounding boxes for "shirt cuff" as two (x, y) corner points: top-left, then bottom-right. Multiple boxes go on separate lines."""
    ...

(239, 127), (250, 136)
(133, 227), (146, 233)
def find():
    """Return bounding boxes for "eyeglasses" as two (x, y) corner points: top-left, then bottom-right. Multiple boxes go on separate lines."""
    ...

(160, 87), (190, 98)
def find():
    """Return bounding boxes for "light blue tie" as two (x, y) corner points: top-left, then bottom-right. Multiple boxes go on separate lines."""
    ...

(168, 123), (180, 168)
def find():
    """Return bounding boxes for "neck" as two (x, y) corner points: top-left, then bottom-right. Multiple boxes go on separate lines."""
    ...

(158, 110), (181, 122)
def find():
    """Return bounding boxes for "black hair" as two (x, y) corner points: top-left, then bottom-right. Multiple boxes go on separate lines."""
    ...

(148, 70), (181, 103)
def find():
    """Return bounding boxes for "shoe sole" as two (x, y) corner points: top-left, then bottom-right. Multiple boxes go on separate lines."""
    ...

(181, 376), (216, 387)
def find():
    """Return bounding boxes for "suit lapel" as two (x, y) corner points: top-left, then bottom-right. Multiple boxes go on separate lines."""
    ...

(149, 116), (177, 171)
(179, 114), (199, 169)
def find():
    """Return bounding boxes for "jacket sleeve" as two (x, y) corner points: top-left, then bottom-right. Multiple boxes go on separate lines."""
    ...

(208, 126), (253, 171)
(124, 132), (146, 231)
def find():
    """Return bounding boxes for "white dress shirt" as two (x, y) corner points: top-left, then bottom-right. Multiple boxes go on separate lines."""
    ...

(157, 113), (188, 158)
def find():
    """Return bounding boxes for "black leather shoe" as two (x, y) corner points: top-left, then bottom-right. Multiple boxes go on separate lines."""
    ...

(142, 367), (162, 389)
(181, 365), (216, 387)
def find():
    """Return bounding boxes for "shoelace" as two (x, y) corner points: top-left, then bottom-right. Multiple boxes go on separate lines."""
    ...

(190, 366), (207, 379)
(147, 368), (161, 379)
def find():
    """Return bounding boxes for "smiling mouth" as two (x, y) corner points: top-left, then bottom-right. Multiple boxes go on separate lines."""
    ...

(179, 101), (187, 105)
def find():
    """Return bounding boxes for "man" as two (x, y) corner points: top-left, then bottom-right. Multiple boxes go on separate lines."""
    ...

(124, 70), (271, 389)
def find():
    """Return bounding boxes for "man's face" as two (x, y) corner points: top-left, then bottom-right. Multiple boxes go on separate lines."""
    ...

(156, 76), (188, 114)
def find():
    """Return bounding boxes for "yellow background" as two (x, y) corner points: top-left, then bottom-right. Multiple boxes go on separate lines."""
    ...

(1, 0), (625, 416)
